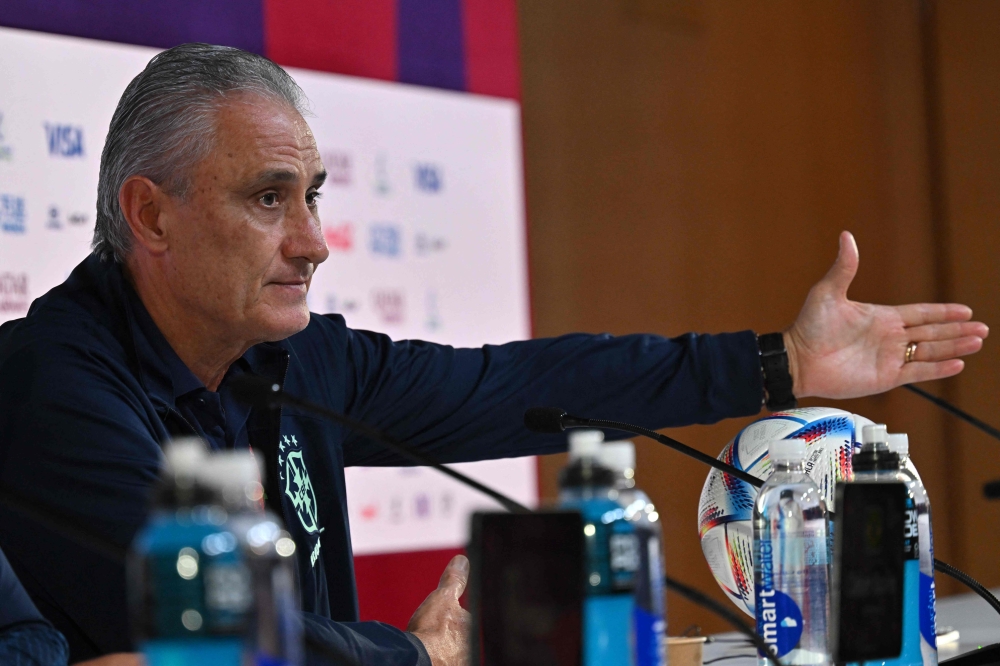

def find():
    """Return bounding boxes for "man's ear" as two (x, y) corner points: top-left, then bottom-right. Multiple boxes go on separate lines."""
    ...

(119, 176), (170, 254)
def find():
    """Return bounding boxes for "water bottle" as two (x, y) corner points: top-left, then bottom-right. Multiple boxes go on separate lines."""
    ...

(599, 440), (666, 666)
(128, 439), (302, 666)
(753, 438), (830, 666)
(889, 433), (937, 666)
(559, 430), (639, 666)
(851, 425), (921, 666)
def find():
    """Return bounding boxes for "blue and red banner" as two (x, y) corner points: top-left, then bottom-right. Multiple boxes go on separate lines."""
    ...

(0, 0), (519, 99)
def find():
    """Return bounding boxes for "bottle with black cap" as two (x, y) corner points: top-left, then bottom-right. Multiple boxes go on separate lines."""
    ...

(852, 424), (922, 666)
(559, 430), (639, 666)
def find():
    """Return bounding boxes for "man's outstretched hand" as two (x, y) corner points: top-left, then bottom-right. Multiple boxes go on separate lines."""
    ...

(785, 231), (989, 400)
(408, 555), (471, 666)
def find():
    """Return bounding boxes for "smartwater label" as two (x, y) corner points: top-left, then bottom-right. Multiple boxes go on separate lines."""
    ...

(755, 538), (804, 659)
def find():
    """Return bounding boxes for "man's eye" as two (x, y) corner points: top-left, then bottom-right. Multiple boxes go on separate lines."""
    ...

(306, 191), (323, 207)
(260, 193), (279, 206)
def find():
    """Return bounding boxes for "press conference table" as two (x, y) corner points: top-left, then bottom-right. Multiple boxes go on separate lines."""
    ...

(700, 588), (1000, 665)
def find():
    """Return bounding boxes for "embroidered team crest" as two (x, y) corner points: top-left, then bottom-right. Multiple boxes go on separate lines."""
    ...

(279, 435), (320, 534)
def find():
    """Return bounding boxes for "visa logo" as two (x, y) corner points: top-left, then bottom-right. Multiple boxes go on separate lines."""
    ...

(0, 194), (26, 233)
(414, 163), (442, 193)
(45, 123), (84, 157)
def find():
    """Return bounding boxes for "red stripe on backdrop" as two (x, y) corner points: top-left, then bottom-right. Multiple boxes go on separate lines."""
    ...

(461, 0), (521, 99)
(264, 0), (397, 81)
(354, 546), (466, 629)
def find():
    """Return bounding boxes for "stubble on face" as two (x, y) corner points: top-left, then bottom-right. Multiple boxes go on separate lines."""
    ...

(161, 94), (330, 347)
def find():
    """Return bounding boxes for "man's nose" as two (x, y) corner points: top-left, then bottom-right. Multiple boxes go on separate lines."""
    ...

(284, 200), (330, 266)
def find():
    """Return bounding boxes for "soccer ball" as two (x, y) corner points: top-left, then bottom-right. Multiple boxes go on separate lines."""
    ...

(696, 407), (868, 616)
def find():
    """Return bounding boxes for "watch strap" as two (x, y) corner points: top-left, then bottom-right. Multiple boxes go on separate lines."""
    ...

(758, 332), (797, 411)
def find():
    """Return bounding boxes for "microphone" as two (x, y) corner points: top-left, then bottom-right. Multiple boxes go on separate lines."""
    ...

(524, 406), (764, 488)
(229, 375), (532, 514)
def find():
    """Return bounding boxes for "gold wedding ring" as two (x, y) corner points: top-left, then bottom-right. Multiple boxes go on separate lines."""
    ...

(905, 341), (918, 364)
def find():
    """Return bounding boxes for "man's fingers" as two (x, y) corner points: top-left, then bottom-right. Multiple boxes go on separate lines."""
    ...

(909, 337), (984, 363)
(906, 321), (990, 343)
(437, 554), (470, 599)
(900, 359), (965, 385)
(817, 231), (859, 297)
(897, 302), (974, 326)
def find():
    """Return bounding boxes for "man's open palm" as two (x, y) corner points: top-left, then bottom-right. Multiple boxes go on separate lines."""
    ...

(786, 231), (988, 400)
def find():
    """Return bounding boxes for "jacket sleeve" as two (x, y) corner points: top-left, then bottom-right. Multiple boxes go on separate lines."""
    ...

(340, 326), (764, 466)
(301, 612), (430, 666)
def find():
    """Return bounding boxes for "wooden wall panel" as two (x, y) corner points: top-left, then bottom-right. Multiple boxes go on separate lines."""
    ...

(934, 0), (1000, 590)
(518, 0), (963, 634)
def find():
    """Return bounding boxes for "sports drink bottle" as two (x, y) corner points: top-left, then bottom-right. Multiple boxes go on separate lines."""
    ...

(599, 440), (666, 666)
(128, 439), (302, 666)
(559, 430), (639, 666)
(753, 437), (831, 666)
(852, 425), (922, 666)
(889, 433), (937, 666)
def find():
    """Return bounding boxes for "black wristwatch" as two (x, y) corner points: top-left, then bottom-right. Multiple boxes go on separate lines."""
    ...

(758, 332), (797, 411)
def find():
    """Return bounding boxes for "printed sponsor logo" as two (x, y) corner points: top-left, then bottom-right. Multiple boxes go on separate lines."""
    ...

(372, 289), (405, 325)
(374, 153), (391, 196)
(45, 123), (85, 157)
(415, 163), (442, 193)
(0, 273), (29, 315)
(0, 194), (25, 233)
(322, 151), (351, 185)
(0, 113), (12, 161)
(357, 491), (454, 524)
(47, 206), (90, 230)
(425, 289), (441, 331)
(369, 223), (402, 257)
(322, 293), (359, 315)
(323, 222), (354, 251)
(414, 232), (447, 255)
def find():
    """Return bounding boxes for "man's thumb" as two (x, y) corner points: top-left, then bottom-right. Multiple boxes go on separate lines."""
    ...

(437, 554), (470, 599)
(820, 230), (859, 296)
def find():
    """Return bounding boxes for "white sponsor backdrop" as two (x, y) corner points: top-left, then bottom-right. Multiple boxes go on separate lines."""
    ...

(0, 27), (536, 556)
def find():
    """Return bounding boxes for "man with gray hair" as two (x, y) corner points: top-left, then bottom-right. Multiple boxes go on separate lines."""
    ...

(0, 43), (988, 665)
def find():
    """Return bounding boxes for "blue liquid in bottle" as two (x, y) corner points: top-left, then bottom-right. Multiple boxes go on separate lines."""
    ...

(559, 431), (638, 666)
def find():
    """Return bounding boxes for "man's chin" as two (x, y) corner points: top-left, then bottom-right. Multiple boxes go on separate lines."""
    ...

(255, 308), (312, 342)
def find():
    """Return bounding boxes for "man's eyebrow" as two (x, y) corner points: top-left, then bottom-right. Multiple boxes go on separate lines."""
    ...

(245, 169), (327, 190)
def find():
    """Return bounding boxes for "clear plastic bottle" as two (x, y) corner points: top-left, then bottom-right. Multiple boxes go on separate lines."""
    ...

(753, 438), (830, 666)
(128, 440), (302, 665)
(599, 441), (666, 666)
(559, 430), (638, 666)
(851, 425), (922, 666)
(889, 433), (937, 666)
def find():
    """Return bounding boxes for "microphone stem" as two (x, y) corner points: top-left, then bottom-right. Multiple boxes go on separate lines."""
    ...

(580, 417), (764, 488)
(273, 394), (532, 514)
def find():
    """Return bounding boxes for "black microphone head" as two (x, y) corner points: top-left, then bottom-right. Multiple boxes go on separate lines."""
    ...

(227, 374), (282, 409)
(524, 407), (568, 434)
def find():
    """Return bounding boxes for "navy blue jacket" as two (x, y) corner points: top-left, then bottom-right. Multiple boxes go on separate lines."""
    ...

(0, 546), (69, 666)
(0, 254), (763, 664)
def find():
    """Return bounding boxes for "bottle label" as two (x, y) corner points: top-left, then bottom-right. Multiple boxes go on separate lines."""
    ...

(920, 572), (937, 649)
(756, 587), (804, 658)
(903, 496), (919, 560)
(609, 531), (640, 591)
(755, 538), (804, 659)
